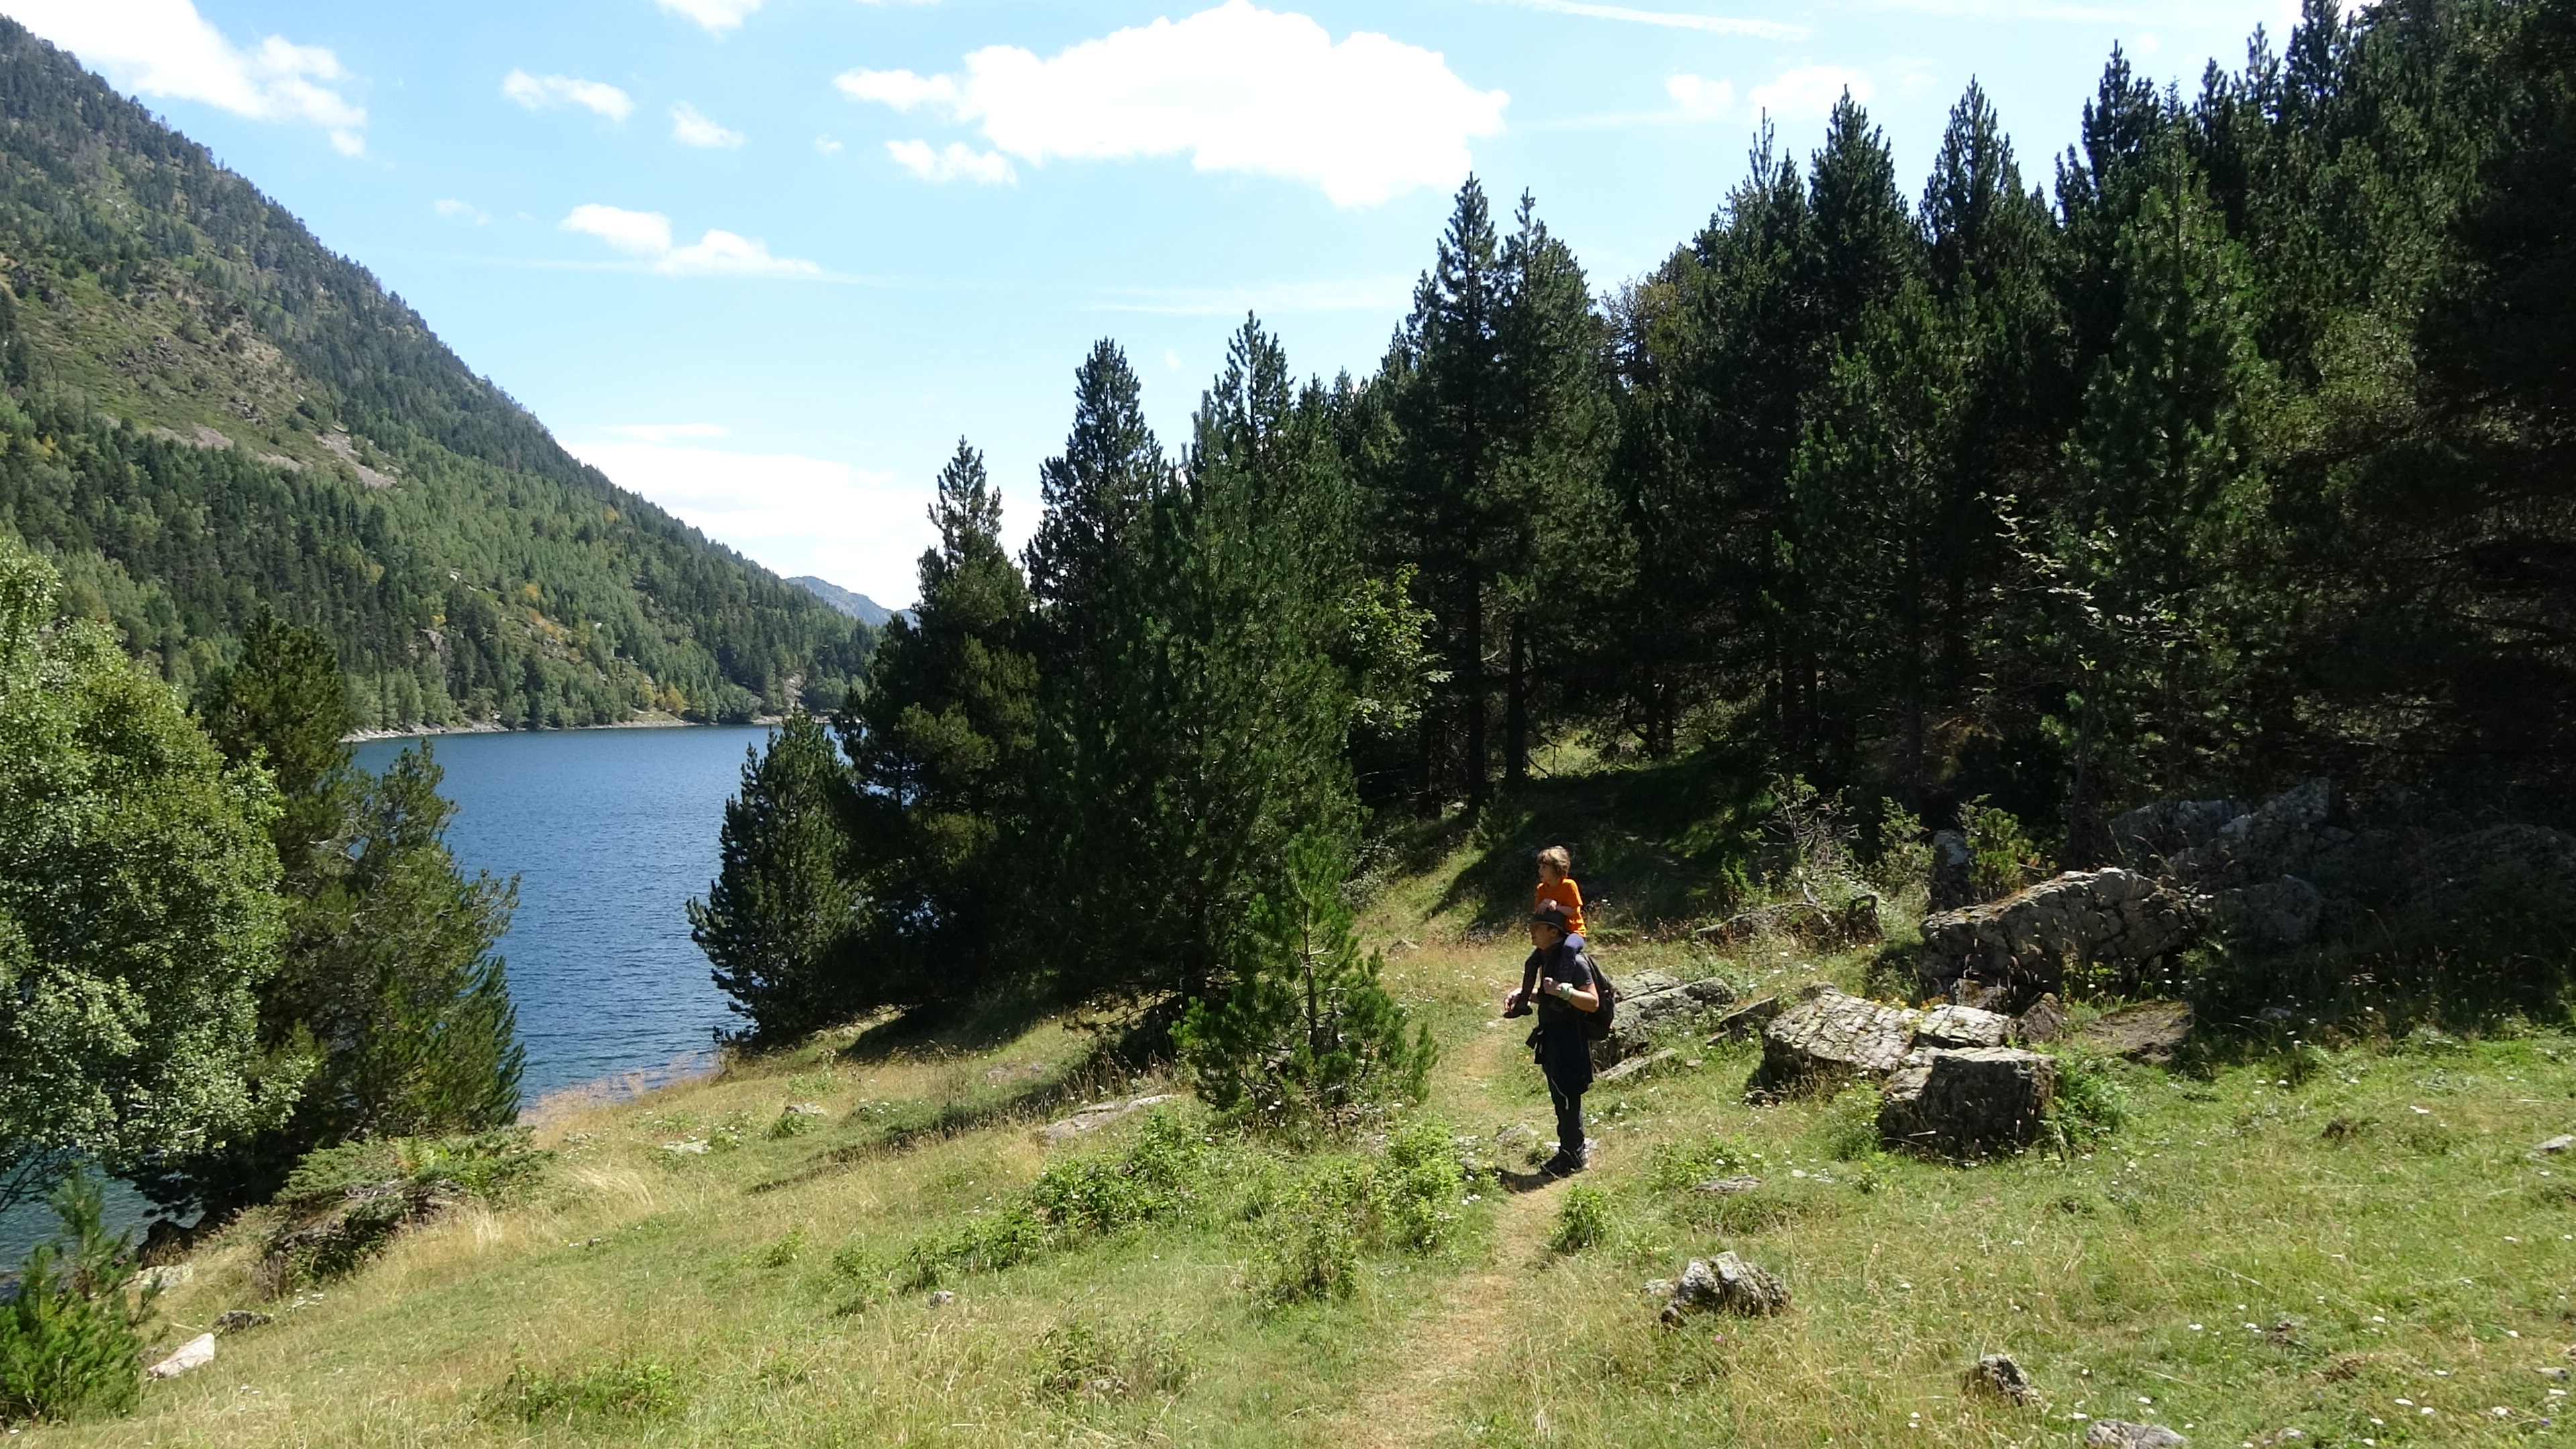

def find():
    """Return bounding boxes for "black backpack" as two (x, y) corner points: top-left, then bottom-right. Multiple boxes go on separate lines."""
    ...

(1578, 949), (1619, 1042)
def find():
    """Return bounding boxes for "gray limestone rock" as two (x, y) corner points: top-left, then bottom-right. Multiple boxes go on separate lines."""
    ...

(2168, 779), (2347, 890)
(2085, 1421), (2186, 1448)
(1595, 975), (1738, 1068)
(1595, 1049), (1678, 1085)
(146, 1333), (215, 1380)
(2210, 877), (2324, 948)
(1691, 1175), (1763, 1196)
(1751, 987), (1920, 1096)
(1915, 1004), (2014, 1049)
(1930, 829), (1975, 912)
(1918, 868), (2202, 1010)
(1966, 1352), (2043, 1405)
(213, 1309), (271, 1335)
(2110, 798), (2251, 873)
(1878, 1047), (2058, 1159)
(2535, 1134), (2573, 1156)
(2076, 1000), (2194, 1065)
(1706, 996), (1782, 1043)
(2015, 994), (2071, 1044)
(1656, 1251), (1789, 1326)
(1036, 1093), (1177, 1144)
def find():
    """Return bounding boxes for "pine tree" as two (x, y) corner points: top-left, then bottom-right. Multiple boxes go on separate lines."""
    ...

(838, 441), (1038, 1004)
(195, 612), (355, 888)
(689, 714), (860, 1041)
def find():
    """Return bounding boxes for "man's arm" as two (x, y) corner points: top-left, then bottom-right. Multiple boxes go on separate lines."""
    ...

(1542, 973), (1600, 1012)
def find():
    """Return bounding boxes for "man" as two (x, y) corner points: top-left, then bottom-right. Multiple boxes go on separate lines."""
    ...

(1503, 900), (1601, 1177)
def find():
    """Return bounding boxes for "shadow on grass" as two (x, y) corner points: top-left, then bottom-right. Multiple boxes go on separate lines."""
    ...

(1399, 752), (1768, 939)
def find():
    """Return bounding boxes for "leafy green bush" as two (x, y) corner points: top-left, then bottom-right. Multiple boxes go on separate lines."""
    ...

(1380, 1118), (1466, 1252)
(2051, 1051), (2130, 1142)
(1250, 1161), (1377, 1307)
(0, 1174), (150, 1425)
(902, 1112), (1217, 1289)
(488, 1357), (686, 1424)
(1549, 1183), (1613, 1254)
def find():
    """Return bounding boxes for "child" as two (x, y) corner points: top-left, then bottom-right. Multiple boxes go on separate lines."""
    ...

(1535, 845), (1587, 951)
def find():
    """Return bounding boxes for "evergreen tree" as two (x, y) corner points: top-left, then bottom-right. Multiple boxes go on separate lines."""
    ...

(838, 441), (1038, 1004)
(195, 612), (356, 888)
(689, 714), (860, 1042)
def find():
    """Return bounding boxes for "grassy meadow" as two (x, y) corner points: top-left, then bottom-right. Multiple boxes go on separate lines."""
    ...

(34, 807), (2576, 1449)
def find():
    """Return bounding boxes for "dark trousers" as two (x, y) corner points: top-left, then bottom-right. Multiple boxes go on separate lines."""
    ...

(1544, 1063), (1587, 1158)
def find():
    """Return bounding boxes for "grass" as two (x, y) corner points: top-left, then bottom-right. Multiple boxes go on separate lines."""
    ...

(32, 814), (2576, 1447)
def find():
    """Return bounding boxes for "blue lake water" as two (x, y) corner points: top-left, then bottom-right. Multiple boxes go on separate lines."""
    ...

(1, 724), (765, 1261)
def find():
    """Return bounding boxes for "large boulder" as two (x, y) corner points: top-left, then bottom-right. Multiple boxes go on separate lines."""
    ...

(1915, 1004), (2014, 1049)
(1595, 974), (1737, 1068)
(2108, 798), (2249, 873)
(1919, 868), (2202, 1010)
(2167, 779), (2358, 890)
(2208, 876), (2324, 948)
(1751, 986), (1920, 1096)
(1877, 1047), (2057, 1159)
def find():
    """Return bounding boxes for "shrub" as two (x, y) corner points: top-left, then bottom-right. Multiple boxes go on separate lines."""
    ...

(1380, 1118), (1466, 1253)
(488, 1357), (686, 1424)
(1549, 1183), (1612, 1254)
(904, 1112), (1218, 1289)
(1250, 1161), (1377, 1307)
(260, 1130), (548, 1289)
(2051, 1051), (2130, 1142)
(1032, 1317), (1191, 1401)
(0, 1173), (150, 1425)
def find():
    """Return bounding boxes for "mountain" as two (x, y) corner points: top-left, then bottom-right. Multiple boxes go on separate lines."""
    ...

(788, 576), (898, 628)
(0, 19), (873, 729)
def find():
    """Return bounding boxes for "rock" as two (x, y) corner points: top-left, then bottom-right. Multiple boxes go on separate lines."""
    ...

(1750, 987), (1920, 1097)
(2085, 1421), (2186, 1448)
(662, 1138), (711, 1155)
(1930, 829), (1975, 912)
(131, 1263), (193, 1293)
(1692, 1175), (1763, 1196)
(2536, 1366), (2571, 1381)
(2015, 994), (2070, 1044)
(213, 1309), (272, 1335)
(1919, 868), (2203, 1011)
(785, 1101), (828, 1116)
(1878, 1048), (2058, 1159)
(1966, 1352), (2043, 1405)
(2076, 1000), (2194, 1065)
(2536, 1134), (2574, 1155)
(1655, 1251), (1789, 1325)
(2418, 823), (2576, 900)
(146, 1333), (215, 1379)
(926, 1289), (957, 1307)
(1595, 1049), (1678, 1085)
(2169, 779), (2343, 890)
(1595, 975), (1738, 1067)
(1036, 1093), (1176, 1144)
(1699, 898), (1881, 949)
(2210, 876), (2324, 948)
(1706, 996), (1782, 1043)
(2110, 798), (2251, 872)
(1915, 1004), (2013, 1049)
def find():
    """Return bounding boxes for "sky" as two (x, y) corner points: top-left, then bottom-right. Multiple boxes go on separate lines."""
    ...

(14, 0), (2307, 608)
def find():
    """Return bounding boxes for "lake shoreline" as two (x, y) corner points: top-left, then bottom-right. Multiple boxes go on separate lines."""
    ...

(342, 713), (784, 744)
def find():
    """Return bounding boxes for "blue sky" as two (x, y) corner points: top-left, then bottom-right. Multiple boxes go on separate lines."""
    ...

(19, 0), (2298, 607)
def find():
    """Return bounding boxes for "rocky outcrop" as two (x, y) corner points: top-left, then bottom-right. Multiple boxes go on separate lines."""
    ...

(2208, 877), (2324, 949)
(1914, 1004), (2013, 1049)
(1648, 1252), (1789, 1325)
(1966, 1352), (2043, 1405)
(1877, 1047), (2057, 1158)
(1706, 996), (1782, 1042)
(1038, 1094), (1177, 1144)
(1594, 974), (1738, 1068)
(2109, 798), (2250, 873)
(1751, 987), (1921, 1095)
(147, 1333), (215, 1379)
(2075, 1000), (2193, 1065)
(1919, 869), (2203, 1011)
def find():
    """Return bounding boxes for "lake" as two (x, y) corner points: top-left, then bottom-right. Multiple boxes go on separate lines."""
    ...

(350, 724), (767, 1102)
(1, 723), (766, 1260)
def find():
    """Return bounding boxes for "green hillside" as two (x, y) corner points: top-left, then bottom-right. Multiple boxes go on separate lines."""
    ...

(0, 19), (871, 730)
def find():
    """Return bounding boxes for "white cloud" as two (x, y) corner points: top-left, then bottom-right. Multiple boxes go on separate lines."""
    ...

(814, 133), (846, 156)
(561, 203), (674, 256)
(1666, 73), (1734, 119)
(1503, 0), (1809, 39)
(1749, 64), (1873, 121)
(567, 441), (928, 607)
(671, 103), (745, 149)
(434, 197), (490, 223)
(835, 1), (1509, 208)
(11, 0), (366, 154)
(559, 205), (822, 276)
(502, 69), (635, 121)
(607, 423), (731, 441)
(885, 140), (1015, 185)
(656, 0), (763, 34)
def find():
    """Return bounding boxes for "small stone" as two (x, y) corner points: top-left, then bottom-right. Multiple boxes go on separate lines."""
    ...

(213, 1309), (272, 1336)
(785, 1102), (828, 1116)
(1036, 1093), (1177, 1143)
(926, 1289), (957, 1307)
(662, 1138), (711, 1155)
(130, 1263), (194, 1293)
(2536, 1134), (2574, 1155)
(2538, 1366), (2571, 1381)
(1595, 1049), (1678, 1085)
(1691, 1175), (1762, 1197)
(146, 1333), (216, 1379)
(1966, 1352), (2043, 1405)
(2085, 1421), (2186, 1449)
(1657, 1251), (1788, 1325)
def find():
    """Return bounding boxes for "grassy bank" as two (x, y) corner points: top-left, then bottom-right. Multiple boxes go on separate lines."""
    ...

(32, 806), (2576, 1448)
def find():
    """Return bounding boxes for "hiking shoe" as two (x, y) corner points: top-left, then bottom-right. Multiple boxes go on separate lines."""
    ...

(1542, 1148), (1589, 1178)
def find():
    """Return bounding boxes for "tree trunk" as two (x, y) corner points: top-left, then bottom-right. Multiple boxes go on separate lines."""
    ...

(1504, 616), (1528, 786)
(1463, 569), (1487, 812)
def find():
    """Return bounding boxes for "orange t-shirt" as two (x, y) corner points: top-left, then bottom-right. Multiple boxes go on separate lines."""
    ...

(1534, 877), (1587, 936)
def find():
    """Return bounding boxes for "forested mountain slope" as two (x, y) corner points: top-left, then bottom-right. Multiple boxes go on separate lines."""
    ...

(0, 19), (871, 730)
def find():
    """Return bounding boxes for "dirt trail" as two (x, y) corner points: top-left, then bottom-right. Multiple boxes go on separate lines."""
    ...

(1332, 1030), (1564, 1449)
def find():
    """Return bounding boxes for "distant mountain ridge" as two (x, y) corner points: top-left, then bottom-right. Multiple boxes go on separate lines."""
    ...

(788, 576), (900, 628)
(0, 18), (873, 729)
